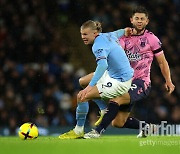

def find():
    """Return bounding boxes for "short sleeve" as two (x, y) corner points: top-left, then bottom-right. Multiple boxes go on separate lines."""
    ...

(148, 33), (163, 56)
(92, 38), (108, 62)
(148, 33), (162, 51)
(108, 29), (125, 39)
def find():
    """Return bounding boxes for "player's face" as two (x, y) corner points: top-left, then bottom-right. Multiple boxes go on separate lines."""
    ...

(130, 13), (149, 31)
(80, 28), (97, 45)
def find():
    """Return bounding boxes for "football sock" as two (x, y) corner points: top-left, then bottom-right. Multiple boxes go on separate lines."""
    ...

(75, 102), (89, 133)
(123, 117), (147, 129)
(95, 101), (119, 134)
(74, 125), (84, 135)
(92, 99), (108, 111)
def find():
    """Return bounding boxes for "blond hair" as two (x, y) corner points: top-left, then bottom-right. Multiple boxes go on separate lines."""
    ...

(81, 20), (102, 33)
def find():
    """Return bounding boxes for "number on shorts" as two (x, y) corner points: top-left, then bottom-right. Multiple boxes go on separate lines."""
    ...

(130, 84), (137, 90)
(102, 82), (112, 88)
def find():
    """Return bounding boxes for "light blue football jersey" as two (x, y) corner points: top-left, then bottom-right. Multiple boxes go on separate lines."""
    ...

(90, 29), (134, 86)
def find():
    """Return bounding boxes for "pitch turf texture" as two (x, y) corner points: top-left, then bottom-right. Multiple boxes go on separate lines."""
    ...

(0, 136), (179, 154)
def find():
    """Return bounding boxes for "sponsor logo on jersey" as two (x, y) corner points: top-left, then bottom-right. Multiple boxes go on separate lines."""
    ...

(126, 50), (141, 61)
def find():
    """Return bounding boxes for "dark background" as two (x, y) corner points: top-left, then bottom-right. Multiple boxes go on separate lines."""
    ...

(0, 0), (179, 135)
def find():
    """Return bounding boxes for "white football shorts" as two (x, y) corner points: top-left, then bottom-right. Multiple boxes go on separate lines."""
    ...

(96, 71), (132, 99)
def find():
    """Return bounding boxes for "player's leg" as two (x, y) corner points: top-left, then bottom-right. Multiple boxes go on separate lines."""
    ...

(123, 79), (155, 137)
(110, 79), (151, 128)
(59, 74), (107, 139)
(83, 71), (132, 138)
(59, 102), (89, 139)
(112, 104), (148, 130)
(59, 73), (93, 139)
(84, 99), (147, 138)
(75, 71), (93, 133)
(59, 72), (132, 139)
(109, 79), (154, 138)
(59, 85), (103, 139)
(60, 100), (106, 139)
(79, 75), (132, 137)
(58, 74), (92, 139)
(111, 103), (146, 129)
(79, 72), (108, 116)
(84, 79), (151, 138)
(59, 84), (104, 139)
(111, 111), (153, 138)
(79, 73), (94, 88)
(73, 94), (107, 137)
(79, 71), (132, 104)
(84, 93), (131, 138)
(111, 111), (130, 128)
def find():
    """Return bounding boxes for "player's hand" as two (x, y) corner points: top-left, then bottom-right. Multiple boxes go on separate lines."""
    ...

(78, 85), (93, 102)
(124, 27), (133, 37)
(165, 81), (175, 94)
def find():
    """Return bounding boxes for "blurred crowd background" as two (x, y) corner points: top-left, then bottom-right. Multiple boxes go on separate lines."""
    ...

(0, 0), (179, 135)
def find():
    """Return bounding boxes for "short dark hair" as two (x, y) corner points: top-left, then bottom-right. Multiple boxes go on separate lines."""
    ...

(132, 6), (149, 17)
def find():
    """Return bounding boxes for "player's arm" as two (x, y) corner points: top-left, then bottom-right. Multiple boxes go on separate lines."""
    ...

(110, 28), (132, 38)
(150, 33), (175, 94)
(89, 59), (108, 86)
(78, 40), (108, 101)
(89, 40), (109, 86)
(155, 53), (175, 94)
(113, 29), (125, 38)
(78, 59), (107, 101)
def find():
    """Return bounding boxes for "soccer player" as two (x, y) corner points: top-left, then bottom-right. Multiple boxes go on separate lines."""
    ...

(84, 6), (175, 138)
(59, 20), (134, 139)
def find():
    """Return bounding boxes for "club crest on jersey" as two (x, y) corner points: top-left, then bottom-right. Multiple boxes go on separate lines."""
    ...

(95, 49), (103, 55)
(140, 37), (147, 47)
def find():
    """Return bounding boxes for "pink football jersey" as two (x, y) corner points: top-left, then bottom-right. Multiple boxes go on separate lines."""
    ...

(119, 30), (163, 85)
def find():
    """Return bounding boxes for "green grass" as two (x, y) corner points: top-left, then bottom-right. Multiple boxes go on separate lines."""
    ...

(0, 135), (180, 154)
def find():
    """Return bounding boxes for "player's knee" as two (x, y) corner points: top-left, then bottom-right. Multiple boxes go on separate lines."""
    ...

(77, 92), (88, 103)
(111, 121), (123, 128)
(112, 119), (126, 128)
(77, 92), (82, 102)
(79, 77), (86, 88)
(79, 77), (83, 87)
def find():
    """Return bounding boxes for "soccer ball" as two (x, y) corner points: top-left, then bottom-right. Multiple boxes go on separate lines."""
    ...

(18, 123), (38, 140)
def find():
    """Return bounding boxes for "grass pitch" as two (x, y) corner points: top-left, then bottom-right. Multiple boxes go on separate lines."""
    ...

(0, 135), (179, 154)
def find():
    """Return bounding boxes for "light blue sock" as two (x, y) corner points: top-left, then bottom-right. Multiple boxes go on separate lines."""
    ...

(92, 99), (107, 110)
(76, 102), (89, 126)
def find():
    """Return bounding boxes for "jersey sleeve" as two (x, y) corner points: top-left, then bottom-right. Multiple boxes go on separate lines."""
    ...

(148, 33), (163, 56)
(109, 29), (125, 38)
(92, 38), (109, 61)
(89, 59), (108, 86)
(89, 38), (109, 86)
